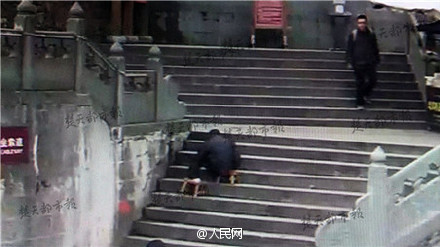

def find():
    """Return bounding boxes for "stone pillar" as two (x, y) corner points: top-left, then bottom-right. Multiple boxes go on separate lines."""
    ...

(111, 1), (122, 35)
(108, 38), (126, 126)
(14, 0), (37, 90)
(147, 46), (162, 121)
(67, 2), (87, 94)
(122, 1), (134, 36)
(367, 146), (391, 247)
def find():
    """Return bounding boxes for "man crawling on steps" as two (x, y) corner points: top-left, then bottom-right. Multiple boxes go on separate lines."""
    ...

(182, 129), (241, 195)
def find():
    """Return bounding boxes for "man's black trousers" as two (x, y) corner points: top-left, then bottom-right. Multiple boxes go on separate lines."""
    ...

(188, 162), (221, 181)
(353, 64), (377, 105)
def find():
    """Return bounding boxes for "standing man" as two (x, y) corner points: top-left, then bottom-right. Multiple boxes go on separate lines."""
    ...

(346, 14), (380, 109)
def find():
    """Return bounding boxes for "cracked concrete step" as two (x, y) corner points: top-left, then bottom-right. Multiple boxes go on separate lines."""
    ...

(143, 207), (319, 236)
(179, 93), (424, 109)
(148, 192), (351, 220)
(168, 75), (419, 90)
(131, 220), (316, 247)
(166, 166), (367, 193)
(124, 236), (241, 247)
(179, 85), (421, 100)
(119, 44), (408, 63)
(158, 178), (364, 208)
(126, 56), (410, 71)
(185, 114), (427, 129)
(186, 132), (432, 155)
(161, 66), (414, 81)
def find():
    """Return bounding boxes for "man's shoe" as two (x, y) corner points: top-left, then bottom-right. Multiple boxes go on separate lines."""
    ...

(180, 178), (207, 197)
(363, 97), (372, 105)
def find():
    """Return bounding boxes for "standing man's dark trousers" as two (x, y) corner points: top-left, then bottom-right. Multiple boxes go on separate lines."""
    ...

(353, 64), (377, 106)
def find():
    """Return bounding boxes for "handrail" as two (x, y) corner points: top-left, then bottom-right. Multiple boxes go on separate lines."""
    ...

(390, 146), (439, 191)
(315, 145), (440, 247)
(1, 23), (183, 125)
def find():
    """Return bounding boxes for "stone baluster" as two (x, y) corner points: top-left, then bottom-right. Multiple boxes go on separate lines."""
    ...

(67, 1), (87, 94)
(367, 146), (391, 247)
(147, 46), (162, 121)
(14, 0), (36, 90)
(108, 38), (126, 126)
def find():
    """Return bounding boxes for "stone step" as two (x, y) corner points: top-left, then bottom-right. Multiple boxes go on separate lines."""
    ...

(143, 207), (318, 236)
(186, 114), (427, 130)
(161, 66), (415, 81)
(158, 178), (363, 208)
(148, 192), (350, 221)
(182, 141), (418, 166)
(167, 166), (367, 193)
(185, 132), (432, 155)
(126, 56), (410, 71)
(176, 142), (416, 167)
(175, 153), (398, 178)
(178, 93), (424, 109)
(124, 236), (231, 247)
(166, 75), (419, 90)
(131, 220), (316, 247)
(119, 44), (408, 63)
(185, 105), (425, 121)
(179, 85), (421, 100)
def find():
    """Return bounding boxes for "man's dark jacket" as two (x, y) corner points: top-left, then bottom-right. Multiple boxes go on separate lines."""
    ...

(198, 135), (240, 176)
(346, 28), (380, 66)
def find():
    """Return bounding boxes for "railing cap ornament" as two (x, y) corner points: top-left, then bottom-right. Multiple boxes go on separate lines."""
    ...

(17, 0), (37, 15)
(371, 146), (386, 162)
(110, 40), (124, 56)
(148, 45), (162, 58)
(69, 2), (84, 18)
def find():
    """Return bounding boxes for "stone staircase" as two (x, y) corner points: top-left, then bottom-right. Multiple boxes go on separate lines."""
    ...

(118, 45), (431, 246)
(122, 45), (427, 129)
(123, 133), (431, 247)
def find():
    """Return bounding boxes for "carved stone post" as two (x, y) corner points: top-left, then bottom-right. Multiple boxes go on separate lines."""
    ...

(367, 146), (391, 247)
(14, 0), (36, 90)
(14, 0), (36, 33)
(108, 38), (126, 126)
(67, 2), (87, 94)
(67, 2), (85, 36)
(147, 46), (162, 122)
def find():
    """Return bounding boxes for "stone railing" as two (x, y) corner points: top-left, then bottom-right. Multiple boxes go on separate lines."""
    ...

(1, 2), (189, 247)
(315, 145), (440, 247)
(1, 1), (185, 127)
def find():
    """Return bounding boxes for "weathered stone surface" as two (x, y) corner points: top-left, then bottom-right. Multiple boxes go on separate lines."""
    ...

(69, 2), (84, 18)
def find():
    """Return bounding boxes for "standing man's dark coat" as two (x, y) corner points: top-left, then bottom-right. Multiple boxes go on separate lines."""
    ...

(346, 15), (381, 108)
(346, 28), (380, 67)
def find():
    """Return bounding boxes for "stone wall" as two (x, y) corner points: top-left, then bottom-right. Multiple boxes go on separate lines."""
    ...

(1, 95), (115, 247)
(145, 0), (410, 52)
(114, 130), (188, 246)
(1, 91), (189, 247)
(1, 1), (413, 51)
(1, 2), (189, 245)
